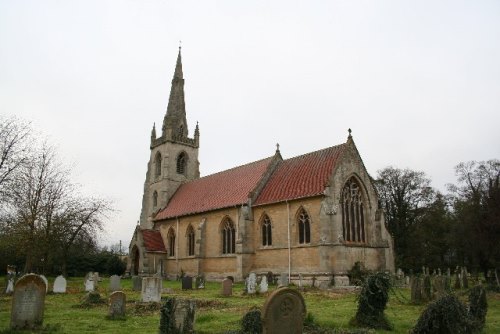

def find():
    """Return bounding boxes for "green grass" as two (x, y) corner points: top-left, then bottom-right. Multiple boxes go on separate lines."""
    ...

(0, 277), (499, 333)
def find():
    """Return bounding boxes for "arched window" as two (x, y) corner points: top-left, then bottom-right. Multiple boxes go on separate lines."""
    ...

(221, 217), (236, 254)
(298, 208), (311, 244)
(176, 152), (187, 175)
(261, 214), (272, 246)
(186, 225), (195, 256)
(167, 228), (176, 257)
(153, 191), (158, 208)
(155, 152), (162, 177)
(341, 177), (366, 243)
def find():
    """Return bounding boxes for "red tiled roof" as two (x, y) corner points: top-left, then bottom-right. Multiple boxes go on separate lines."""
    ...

(155, 157), (274, 220)
(254, 145), (346, 206)
(142, 229), (166, 252)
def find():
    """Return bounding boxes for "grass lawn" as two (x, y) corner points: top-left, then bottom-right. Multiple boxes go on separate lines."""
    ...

(0, 276), (499, 333)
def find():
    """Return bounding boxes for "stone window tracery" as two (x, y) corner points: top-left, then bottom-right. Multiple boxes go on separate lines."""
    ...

(261, 214), (272, 246)
(341, 177), (366, 243)
(167, 228), (176, 257)
(221, 217), (236, 254)
(298, 208), (311, 244)
(176, 152), (187, 175)
(187, 225), (195, 256)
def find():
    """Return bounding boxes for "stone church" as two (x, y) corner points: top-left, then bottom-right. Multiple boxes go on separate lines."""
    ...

(128, 49), (394, 284)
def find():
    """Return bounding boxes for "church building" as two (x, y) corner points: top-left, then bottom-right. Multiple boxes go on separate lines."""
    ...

(128, 49), (394, 285)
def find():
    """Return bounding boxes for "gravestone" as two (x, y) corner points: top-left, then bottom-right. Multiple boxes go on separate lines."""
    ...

(247, 272), (257, 294)
(432, 276), (446, 297)
(10, 274), (46, 330)
(85, 271), (93, 282)
(266, 271), (274, 285)
(195, 275), (205, 289)
(142, 277), (162, 302)
(221, 278), (232, 296)
(132, 275), (142, 291)
(84, 278), (95, 292)
(260, 275), (269, 293)
(182, 276), (193, 290)
(462, 267), (469, 288)
(262, 287), (306, 334)
(6, 278), (14, 294)
(39, 275), (48, 293)
(108, 291), (126, 318)
(279, 272), (288, 287)
(422, 275), (432, 302)
(333, 275), (350, 287)
(159, 297), (195, 334)
(53, 275), (67, 293)
(410, 277), (422, 304)
(405, 276), (410, 285)
(109, 275), (121, 292)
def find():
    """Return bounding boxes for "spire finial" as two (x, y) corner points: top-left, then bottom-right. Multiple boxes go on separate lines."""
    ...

(348, 128), (352, 139)
(179, 40), (182, 51)
(276, 143), (280, 153)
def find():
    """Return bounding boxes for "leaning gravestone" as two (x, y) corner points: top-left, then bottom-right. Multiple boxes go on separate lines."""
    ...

(53, 275), (67, 293)
(39, 275), (49, 293)
(260, 275), (269, 293)
(132, 275), (142, 291)
(142, 277), (162, 302)
(221, 278), (232, 297)
(109, 275), (121, 292)
(262, 287), (306, 334)
(182, 276), (193, 290)
(247, 272), (257, 294)
(10, 274), (46, 330)
(108, 291), (126, 318)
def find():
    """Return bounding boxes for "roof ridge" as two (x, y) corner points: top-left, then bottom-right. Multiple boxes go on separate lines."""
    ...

(283, 143), (346, 161)
(195, 155), (274, 180)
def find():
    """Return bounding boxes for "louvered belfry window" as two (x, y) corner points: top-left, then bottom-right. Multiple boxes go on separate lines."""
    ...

(342, 177), (366, 243)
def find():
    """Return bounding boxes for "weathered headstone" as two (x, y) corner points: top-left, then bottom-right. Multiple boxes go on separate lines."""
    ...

(159, 297), (196, 334)
(142, 277), (162, 302)
(39, 275), (48, 293)
(53, 275), (67, 293)
(132, 275), (142, 291)
(422, 275), (432, 302)
(462, 267), (469, 289)
(260, 275), (269, 293)
(262, 287), (306, 334)
(405, 276), (410, 285)
(109, 275), (121, 292)
(10, 274), (46, 330)
(333, 275), (350, 287)
(182, 276), (193, 290)
(247, 272), (257, 294)
(108, 291), (126, 318)
(221, 278), (232, 297)
(410, 277), (422, 304)
(432, 276), (446, 298)
(84, 278), (95, 292)
(85, 271), (94, 282)
(5, 278), (14, 294)
(279, 272), (288, 287)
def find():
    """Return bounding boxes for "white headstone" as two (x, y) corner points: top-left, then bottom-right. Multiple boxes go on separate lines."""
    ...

(141, 277), (162, 302)
(279, 272), (289, 287)
(109, 275), (121, 292)
(247, 273), (257, 294)
(333, 275), (350, 286)
(260, 275), (268, 293)
(6, 278), (14, 294)
(85, 279), (95, 292)
(39, 275), (48, 293)
(53, 275), (67, 293)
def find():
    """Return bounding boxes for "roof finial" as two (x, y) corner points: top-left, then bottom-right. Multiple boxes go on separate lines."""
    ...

(179, 40), (182, 51)
(348, 128), (352, 139)
(276, 143), (280, 153)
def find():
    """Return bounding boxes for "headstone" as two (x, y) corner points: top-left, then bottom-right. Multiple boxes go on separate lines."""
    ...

(333, 275), (350, 287)
(182, 276), (193, 290)
(221, 278), (232, 297)
(462, 267), (469, 288)
(432, 276), (446, 297)
(454, 272), (461, 289)
(266, 271), (274, 285)
(5, 278), (14, 294)
(132, 275), (142, 291)
(39, 275), (48, 293)
(93, 272), (100, 287)
(109, 275), (121, 292)
(298, 273), (303, 288)
(85, 271), (94, 282)
(405, 276), (410, 285)
(260, 275), (269, 293)
(247, 273), (257, 294)
(108, 291), (126, 318)
(262, 287), (306, 334)
(52, 275), (67, 293)
(410, 277), (422, 304)
(422, 275), (432, 301)
(10, 274), (46, 330)
(85, 278), (95, 292)
(159, 297), (195, 334)
(142, 277), (162, 302)
(438, 268), (442, 276)
(279, 272), (288, 287)
(195, 275), (205, 289)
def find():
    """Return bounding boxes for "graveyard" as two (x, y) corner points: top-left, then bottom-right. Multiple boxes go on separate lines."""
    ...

(1, 274), (499, 333)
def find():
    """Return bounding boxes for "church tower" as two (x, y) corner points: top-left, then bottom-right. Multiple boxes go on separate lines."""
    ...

(139, 48), (200, 229)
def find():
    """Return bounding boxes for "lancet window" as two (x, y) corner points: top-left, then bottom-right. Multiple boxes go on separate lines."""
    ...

(261, 214), (272, 246)
(341, 177), (366, 243)
(221, 217), (236, 254)
(167, 228), (176, 257)
(187, 225), (195, 256)
(298, 208), (311, 244)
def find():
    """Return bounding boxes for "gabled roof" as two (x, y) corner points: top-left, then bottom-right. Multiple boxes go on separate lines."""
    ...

(254, 144), (346, 206)
(142, 229), (166, 252)
(154, 157), (275, 220)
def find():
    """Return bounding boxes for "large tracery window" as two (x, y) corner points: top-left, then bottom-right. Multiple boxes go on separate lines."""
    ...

(342, 177), (366, 243)
(167, 228), (176, 257)
(261, 214), (272, 246)
(155, 152), (162, 177)
(187, 225), (195, 256)
(221, 217), (236, 254)
(176, 152), (187, 175)
(298, 208), (311, 244)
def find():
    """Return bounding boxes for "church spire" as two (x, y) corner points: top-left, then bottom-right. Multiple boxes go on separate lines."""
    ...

(162, 47), (188, 140)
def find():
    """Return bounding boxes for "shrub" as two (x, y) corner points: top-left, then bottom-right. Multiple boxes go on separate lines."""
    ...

(468, 285), (488, 332)
(241, 308), (262, 334)
(411, 294), (474, 334)
(350, 272), (392, 330)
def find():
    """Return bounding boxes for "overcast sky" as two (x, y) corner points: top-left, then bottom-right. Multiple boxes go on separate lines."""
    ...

(1, 1), (499, 249)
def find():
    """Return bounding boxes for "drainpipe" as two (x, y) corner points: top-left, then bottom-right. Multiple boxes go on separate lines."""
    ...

(287, 200), (291, 284)
(176, 217), (180, 275)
